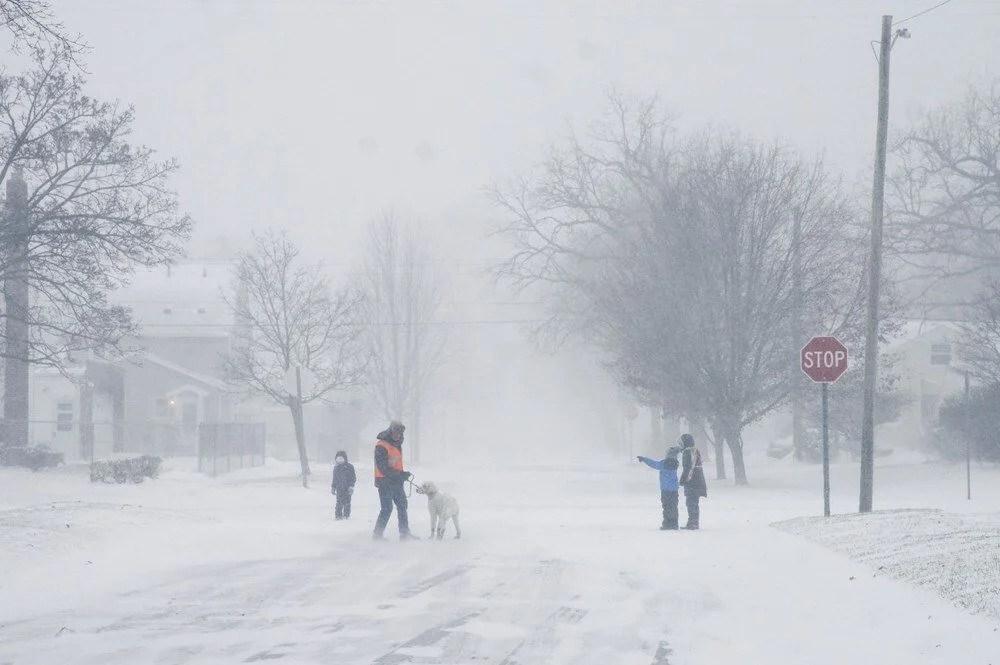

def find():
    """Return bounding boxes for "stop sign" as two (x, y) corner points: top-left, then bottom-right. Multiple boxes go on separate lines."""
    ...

(801, 336), (849, 383)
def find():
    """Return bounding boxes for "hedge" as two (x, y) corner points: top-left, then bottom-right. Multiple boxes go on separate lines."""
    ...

(0, 445), (64, 470)
(90, 456), (162, 484)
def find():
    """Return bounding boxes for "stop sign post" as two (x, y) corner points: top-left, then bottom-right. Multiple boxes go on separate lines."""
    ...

(801, 336), (849, 517)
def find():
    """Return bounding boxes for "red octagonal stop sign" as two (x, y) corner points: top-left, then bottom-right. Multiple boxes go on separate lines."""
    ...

(801, 336), (849, 383)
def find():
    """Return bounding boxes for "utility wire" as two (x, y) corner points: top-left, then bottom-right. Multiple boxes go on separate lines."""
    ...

(894, 0), (956, 25)
(135, 319), (547, 328)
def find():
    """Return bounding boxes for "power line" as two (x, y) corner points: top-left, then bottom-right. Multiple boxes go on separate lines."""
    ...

(133, 319), (547, 329)
(894, 0), (956, 25)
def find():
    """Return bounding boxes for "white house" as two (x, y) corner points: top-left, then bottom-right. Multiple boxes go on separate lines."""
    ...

(885, 319), (967, 446)
(30, 359), (123, 461)
(28, 261), (239, 460)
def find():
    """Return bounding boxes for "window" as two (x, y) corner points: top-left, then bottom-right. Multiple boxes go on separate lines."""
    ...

(197, 307), (207, 314)
(162, 307), (173, 315)
(930, 342), (951, 366)
(56, 401), (73, 432)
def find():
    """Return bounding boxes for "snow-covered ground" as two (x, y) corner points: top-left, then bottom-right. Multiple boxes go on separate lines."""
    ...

(1, 454), (999, 664)
(777, 508), (1000, 621)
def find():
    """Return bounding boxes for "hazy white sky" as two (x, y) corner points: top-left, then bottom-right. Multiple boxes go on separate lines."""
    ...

(4, 0), (995, 454)
(32, 0), (1000, 267)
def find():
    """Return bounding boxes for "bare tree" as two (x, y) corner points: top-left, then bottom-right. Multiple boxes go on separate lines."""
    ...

(887, 82), (1000, 418)
(361, 213), (446, 462)
(611, 136), (863, 483)
(223, 231), (366, 487)
(0, 50), (189, 361)
(1, 2), (85, 59)
(887, 82), (1000, 286)
(495, 96), (864, 484)
(958, 282), (1000, 384)
(0, 49), (188, 447)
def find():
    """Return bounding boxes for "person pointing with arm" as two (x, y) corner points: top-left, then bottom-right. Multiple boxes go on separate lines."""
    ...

(637, 448), (681, 530)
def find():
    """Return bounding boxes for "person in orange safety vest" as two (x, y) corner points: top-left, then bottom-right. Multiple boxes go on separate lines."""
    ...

(372, 420), (414, 540)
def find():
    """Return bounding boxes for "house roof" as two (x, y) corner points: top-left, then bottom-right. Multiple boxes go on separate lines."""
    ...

(886, 319), (964, 352)
(137, 352), (231, 392)
(113, 260), (237, 337)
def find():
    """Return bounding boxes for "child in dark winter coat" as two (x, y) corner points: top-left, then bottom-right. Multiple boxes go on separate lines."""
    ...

(331, 451), (357, 520)
(679, 433), (708, 530)
(637, 449), (681, 530)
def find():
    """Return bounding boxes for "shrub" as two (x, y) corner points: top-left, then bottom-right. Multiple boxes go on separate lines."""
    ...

(935, 383), (1000, 462)
(90, 455), (162, 484)
(0, 445), (64, 470)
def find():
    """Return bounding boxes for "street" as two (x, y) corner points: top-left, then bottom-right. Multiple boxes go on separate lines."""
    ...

(2, 460), (999, 664)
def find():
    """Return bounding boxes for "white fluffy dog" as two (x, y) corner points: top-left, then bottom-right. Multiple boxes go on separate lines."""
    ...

(415, 481), (461, 540)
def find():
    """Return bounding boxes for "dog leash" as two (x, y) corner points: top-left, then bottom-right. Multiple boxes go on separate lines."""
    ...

(405, 475), (418, 498)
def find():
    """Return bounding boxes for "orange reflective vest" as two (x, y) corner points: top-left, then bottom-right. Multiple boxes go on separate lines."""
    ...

(374, 440), (404, 479)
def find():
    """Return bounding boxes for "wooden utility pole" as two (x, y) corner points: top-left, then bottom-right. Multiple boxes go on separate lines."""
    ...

(859, 15), (894, 513)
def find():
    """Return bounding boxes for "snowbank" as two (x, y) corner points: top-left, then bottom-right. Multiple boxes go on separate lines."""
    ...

(775, 508), (1000, 620)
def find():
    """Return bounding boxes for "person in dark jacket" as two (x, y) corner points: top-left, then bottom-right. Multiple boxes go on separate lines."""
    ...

(678, 433), (708, 530)
(331, 450), (357, 520)
(372, 421), (414, 540)
(637, 448), (681, 530)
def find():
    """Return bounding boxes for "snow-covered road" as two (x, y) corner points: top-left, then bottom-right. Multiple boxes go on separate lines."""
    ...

(2, 459), (999, 664)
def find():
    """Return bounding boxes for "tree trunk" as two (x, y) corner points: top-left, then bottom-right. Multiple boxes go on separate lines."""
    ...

(649, 406), (663, 455)
(662, 408), (679, 447)
(726, 426), (748, 486)
(708, 422), (727, 480)
(290, 399), (310, 488)
(713, 440), (727, 480)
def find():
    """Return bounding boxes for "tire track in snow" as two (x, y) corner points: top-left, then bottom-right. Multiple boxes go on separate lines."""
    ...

(372, 612), (482, 664)
(650, 640), (673, 664)
(397, 564), (473, 599)
(1, 542), (679, 664)
(497, 604), (589, 665)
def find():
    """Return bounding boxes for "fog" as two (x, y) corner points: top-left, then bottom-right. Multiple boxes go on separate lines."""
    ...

(4, 2), (1000, 663)
(27, 0), (992, 464)
(59, 0), (998, 249)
